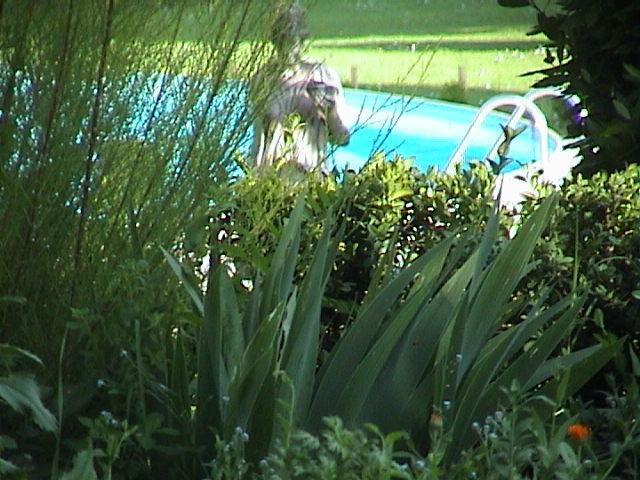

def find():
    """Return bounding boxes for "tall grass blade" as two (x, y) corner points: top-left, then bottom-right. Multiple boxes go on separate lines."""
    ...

(169, 333), (189, 422)
(225, 301), (284, 437)
(161, 247), (204, 316)
(456, 194), (557, 385)
(281, 215), (337, 424)
(259, 196), (305, 321)
(134, 319), (147, 426)
(52, 328), (68, 480)
(195, 264), (231, 454)
(309, 235), (457, 428)
(534, 338), (623, 410)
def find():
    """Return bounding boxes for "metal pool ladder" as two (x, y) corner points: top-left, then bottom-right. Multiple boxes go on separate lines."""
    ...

(445, 88), (566, 174)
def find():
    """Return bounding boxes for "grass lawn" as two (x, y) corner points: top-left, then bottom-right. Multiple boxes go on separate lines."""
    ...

(304, 0), (550, 105)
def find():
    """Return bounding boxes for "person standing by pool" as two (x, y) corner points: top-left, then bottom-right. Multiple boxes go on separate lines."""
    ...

(251, 1), (350, 172)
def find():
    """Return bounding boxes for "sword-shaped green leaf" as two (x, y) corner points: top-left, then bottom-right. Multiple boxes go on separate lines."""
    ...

(308, 235), (457, 430)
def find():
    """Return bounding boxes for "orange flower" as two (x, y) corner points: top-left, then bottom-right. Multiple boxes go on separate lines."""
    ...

(429, 412), (443, 428)
(567, 423), (590, 441)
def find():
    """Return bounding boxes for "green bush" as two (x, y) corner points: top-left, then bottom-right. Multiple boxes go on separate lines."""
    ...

(521, 164), (640, 387)
(212, 157), (508, 350)
(454, 367), (640, 480)
(218, 161), (638, 364)
(218, 158), (640, 373)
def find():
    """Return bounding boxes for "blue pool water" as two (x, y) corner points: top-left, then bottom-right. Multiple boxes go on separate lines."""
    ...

(332, 88), (560, 173)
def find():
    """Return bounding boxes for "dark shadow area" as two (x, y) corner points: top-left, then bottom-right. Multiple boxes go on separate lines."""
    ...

(306, 0), (537, 39)
(313, 39), (544, 52)
(345, 82), (516, 105)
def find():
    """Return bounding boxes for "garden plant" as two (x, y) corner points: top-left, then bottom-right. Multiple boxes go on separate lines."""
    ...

(1, 0), (639, 479)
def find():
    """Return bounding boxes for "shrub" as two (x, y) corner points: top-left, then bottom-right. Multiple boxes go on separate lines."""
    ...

(520, 164), (640, 402)
(0, 0), (291, 367)
(453, 366), (640, 480)
(211, 157), (508, 350)
(259, 417), (414, 480)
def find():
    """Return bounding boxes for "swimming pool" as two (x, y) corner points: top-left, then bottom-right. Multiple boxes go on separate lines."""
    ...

(332, 88), (561, 173)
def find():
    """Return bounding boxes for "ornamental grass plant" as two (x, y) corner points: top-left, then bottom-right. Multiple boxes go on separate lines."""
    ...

(0, 0), (290, 368)
(161, 190), (618, 475)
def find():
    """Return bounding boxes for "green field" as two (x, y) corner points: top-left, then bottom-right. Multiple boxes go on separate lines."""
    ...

(304, 0), (549, 105)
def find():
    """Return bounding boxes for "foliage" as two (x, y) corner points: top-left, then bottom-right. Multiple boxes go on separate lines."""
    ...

(158, 390), (640, 480)
(0, 343), (56, 478)
(466, 344), (640, 480)
(166, 190), (616, 472)
(77, 412), (137, 480)
(520, 164), (640, 402)
(212, 157), (506, 350)
(191, 373), (640, 480)
(0, 0), (298, 477)
(204, 417), (417, 480)
(498, 0), (640, 174)
(454, 390), (594, 479)
(218, 157), (640, 391)
(163, 196), (338, 467)
(1, 156), (635, 477)
(58, 449), (98, 480)
(453, 367), (639, 480)
(260, 417), (414, 480)
(199, 159), (638, 477)
(308, 194), (618, 463)
(3, 1), (635, 478)
(0, 0), (291, 366)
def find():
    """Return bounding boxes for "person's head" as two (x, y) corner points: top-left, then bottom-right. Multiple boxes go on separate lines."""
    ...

(271, 1), (309, 57)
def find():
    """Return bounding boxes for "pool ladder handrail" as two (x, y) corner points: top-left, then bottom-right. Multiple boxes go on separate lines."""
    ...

(485, 88), (567, 162)
(445, 89), (565, 174)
